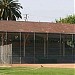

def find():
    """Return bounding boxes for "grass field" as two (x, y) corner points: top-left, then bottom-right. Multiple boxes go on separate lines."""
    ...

(0, 67), (75, 75)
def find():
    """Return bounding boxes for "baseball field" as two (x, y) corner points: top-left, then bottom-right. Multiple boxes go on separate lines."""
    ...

(0, 65), (75, 75)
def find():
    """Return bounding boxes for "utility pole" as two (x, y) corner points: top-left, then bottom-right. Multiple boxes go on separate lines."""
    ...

(24, 14), (29, 21)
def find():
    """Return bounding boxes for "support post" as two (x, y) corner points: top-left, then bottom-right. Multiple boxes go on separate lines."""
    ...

(20, 32), (21, 64)
(63, 35), (65, 56)
(1, 33), (4, 64)
(6, 32), (8, 64)
(11, 42), (12, 65)
(44, 37), (46, 57)
(72, 34), (74, 56)
(24, 33), (25, 57)
(34, 32), (35, 63)
(60, 33), (61, 56)
(47, 33), (48, 58)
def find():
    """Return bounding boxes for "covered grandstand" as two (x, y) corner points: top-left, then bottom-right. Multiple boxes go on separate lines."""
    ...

(0, 21), (75, 64)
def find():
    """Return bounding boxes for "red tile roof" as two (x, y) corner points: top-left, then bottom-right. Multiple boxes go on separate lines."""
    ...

(0, 21), (74, 34)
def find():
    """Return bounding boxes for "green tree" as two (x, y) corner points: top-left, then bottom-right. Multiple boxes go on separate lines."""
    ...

(55, 15), (75, 24)
(0, 0), (23, 20)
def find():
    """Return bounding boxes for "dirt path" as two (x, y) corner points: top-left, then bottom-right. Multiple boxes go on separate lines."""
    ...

(11, 64), (75, 68)
(0, 64), (75, 68)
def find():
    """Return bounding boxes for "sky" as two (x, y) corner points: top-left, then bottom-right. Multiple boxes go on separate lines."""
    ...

(19, 0), (74, 22)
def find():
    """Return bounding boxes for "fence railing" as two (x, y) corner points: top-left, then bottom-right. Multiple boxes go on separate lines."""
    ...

(0, 55), (74, 64)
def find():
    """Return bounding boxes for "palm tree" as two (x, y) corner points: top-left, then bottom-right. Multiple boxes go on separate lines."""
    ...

(0, 0), (23, 20)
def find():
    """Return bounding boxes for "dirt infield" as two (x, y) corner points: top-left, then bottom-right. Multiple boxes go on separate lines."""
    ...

(0, 64), (75, 68)
(11, 64), (75, 68)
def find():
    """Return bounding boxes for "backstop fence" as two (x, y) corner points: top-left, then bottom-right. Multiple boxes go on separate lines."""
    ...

(0, 32), (75, 64)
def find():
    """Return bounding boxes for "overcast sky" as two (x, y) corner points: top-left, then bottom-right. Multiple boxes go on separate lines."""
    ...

(19, 0), (74, 22)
